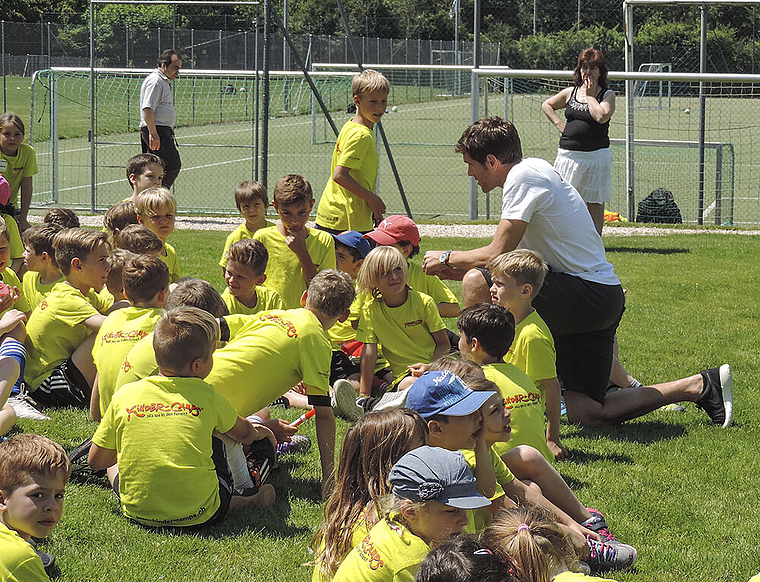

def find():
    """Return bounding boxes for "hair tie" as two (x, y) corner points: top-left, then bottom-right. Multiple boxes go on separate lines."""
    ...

(517, 523), (530, 533)
(473, 548), (493, 556)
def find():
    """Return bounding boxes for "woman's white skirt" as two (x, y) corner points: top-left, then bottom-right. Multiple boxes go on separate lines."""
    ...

(553, 147), (612, 204)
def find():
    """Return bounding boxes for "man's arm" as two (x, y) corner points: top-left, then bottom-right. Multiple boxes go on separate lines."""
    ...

(313, 402), (336, 498)
(422, 219), (528, 277)
(142, 108), (160, 151)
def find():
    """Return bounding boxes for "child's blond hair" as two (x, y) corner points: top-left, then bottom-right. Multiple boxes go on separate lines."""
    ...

(352, 69), (390, 98)
(273, 174), (312, 207)
(481, 507), (580, 582)
(306, 269), (355, 319)
(428, 355), (485, 383)
(114, 224), (163, 255)
(103, 201), (138, 236)
(134, 186), (177, 218)
(153, 306), (219, 373)
(0, 434), (71, 493)
(53, 228), (110, 276)
(488, 249), (548, 299)
(123, 254), (170, 304)
(356, 246), (408, 298)
(22, 223), (63, 267)
(235, 180), (268, 210)
(106, 249), (136, 296)
(43, 208), (80, 229)
(225, 239), (268, 276)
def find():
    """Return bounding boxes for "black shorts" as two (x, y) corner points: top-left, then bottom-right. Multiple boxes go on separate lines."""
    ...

(33, 358), (91, 408)
(476, 268), (624, 403)
(113, 436), (233, 530)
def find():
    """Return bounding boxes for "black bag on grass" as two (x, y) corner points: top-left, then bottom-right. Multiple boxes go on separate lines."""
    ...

(636, 188), (683, 224)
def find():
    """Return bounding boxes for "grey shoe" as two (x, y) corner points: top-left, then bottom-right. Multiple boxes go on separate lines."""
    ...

(7, 393), (51, 421)
(332, 379), (363, 421)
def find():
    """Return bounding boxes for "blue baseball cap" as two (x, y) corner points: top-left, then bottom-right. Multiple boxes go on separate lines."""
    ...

(332, 230), (372, 259)
(406, 370), (492, 419)
(389, 446), (490, 510)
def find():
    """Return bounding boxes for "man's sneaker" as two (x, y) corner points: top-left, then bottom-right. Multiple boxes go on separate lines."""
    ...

(6, 393), (51, 421)
(276, 434), (311, 456)
(696, 364), (733, 428)
(582, 508), (615, 543)
(586, 537), (637, 572)
(332, 379), (363, 421)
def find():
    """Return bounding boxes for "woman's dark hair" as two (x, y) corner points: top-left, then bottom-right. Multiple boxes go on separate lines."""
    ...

(573, 48), (609, 91)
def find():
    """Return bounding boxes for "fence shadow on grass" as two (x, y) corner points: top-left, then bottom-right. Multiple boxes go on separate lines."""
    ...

(604, 246), (690, 255)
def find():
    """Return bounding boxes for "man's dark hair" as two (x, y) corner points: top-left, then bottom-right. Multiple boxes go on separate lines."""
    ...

(457, 302), (515, 360)
(158, 49), (181, 68)
(455, 117), (522, 166)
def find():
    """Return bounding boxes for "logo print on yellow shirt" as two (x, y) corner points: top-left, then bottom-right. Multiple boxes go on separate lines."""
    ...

(126, 401), (202, 421)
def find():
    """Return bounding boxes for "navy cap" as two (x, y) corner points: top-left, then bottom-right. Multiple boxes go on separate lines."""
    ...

(332, 230), (372, 259)
(389, 445), (490, 510)
(406, 370), (492, 419)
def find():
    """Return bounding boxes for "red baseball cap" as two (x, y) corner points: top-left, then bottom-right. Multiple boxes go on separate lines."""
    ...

(363, 215), (420, 247)
(0, 175), (10, 206)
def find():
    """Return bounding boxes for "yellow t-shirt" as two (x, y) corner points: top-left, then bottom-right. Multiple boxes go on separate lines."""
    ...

(115, 333), (157, 390)
(748, 574), (760, 582)
(25, 282), (113, 389)
(219, 220), (274, 268)
(221, 285), (283, 316)
(0, 143), (38, 207)
(92, 375), (237, 528)
(312, 507), (376, 582)
(205, 309), (332, 416)
(462, 447), (515, 533)
(93, 306), (163, 417)
(317, 119), (378, 233)
(0, 522), (50, 582)
(327, 287), (362, 348)
(356, 289), (445, 378)
(161, 242), (181, 283)
(3, 214), (23, 260)
(1, 268), (30, 315)
(507, 310), (557, 397)
(483, 362), (553, 462)
(252, 226), (336, 309)
(406, 262), (459, 308)
(553, 571), (618, 582)
(21, 271), (63, 313)
(333, 517), (429, 582)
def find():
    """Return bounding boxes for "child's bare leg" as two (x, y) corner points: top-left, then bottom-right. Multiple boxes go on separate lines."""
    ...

(502, 445), (591, 524)
(0, 357), (18, 405)
(230, 483), (276, 508)
(0, 404), (16, 436)
(396, 375), (416, 392)
(106, 464), (119, 487)
(72, 333), (99, 387)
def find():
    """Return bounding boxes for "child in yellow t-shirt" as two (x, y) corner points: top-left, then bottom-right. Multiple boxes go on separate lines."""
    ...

(222, 239), (282, 316)
(457, 303), (552, 462)
(488, 250), (567, 460)
(0, 434), (71, 580)
(91, 255), (169, 421)
(253, 174), (336, 309)
(24, 229), (115, 408)
(219, 180), (274, 270)
(21, 223), (64, 314)
(364, 215), (460, 318)
(126, 152), (164, 202)
(89, 307), (276, 529)
(134, 186), (181, 282)
(103, 201), (139, 241)
(482, 507), (630, 580)
(333, 445), (489, 582)
(317, 70), (389, 234)
(355, 246), (449, 398)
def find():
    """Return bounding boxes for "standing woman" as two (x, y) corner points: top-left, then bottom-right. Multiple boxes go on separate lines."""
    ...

(542, 48), (615, 236)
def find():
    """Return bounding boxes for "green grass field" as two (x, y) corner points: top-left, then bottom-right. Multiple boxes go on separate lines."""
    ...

(7, 70), (760, 225)
(7, 227), (760, 582)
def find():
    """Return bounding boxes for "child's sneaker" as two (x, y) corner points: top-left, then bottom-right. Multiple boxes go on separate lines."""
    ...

(239, 438), (276, 497)
(583, 508), (615, 543)
(7, 391), (51, 420)
(332, 379), (363, 421)
(276, 434), (311, 456)
(696, 364), (733, 427)
(586, 537), (637, 572)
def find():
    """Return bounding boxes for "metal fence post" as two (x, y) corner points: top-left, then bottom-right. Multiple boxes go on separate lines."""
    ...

(1, 21), (5, 112)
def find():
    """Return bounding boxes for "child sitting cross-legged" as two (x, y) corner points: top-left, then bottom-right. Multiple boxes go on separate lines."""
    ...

(89, 306), (277, 530)
(0, 434), (72, 580)
(332, 445), (490, 581)
(311, 409), (428, 581)
(90, 255), (169, 421)
(219, 180), (273, 272)
(222, 239), (282, 316)
(134, 186), (181, 283)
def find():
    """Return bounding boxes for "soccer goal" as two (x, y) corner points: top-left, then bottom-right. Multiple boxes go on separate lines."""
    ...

(634, 63), (672, 110)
